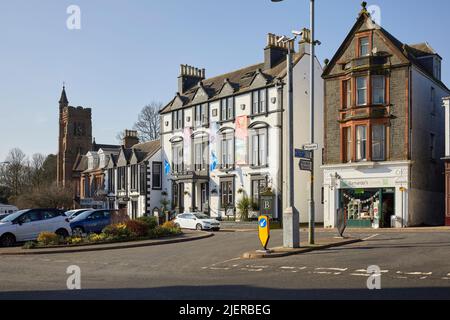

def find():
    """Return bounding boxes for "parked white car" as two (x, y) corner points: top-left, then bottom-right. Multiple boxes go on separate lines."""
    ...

(0, 209), (72, 247)
(174, 213), (221, 231)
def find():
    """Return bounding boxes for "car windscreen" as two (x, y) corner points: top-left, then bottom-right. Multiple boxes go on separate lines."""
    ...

(0, 209), (28, 222)
(194, 213), (210, 220)
(71, 210), (95, 222)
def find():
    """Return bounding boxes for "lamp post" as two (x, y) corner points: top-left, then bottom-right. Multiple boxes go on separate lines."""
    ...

(271, 0), (318, 245)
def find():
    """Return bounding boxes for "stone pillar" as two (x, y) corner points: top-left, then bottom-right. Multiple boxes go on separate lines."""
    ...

(283, 207), (300, 248)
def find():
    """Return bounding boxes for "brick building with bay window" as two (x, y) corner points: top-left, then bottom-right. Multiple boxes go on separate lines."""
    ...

(322, 5), (450, 228)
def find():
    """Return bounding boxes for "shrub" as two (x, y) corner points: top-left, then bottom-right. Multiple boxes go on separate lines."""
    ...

(137, 216), (158, 230)
(23, 241), (37, 249)
(103, 223), (132, 240)
(37, 232), (61, 246)
(237, 196), (253, 222)
(162, 221), (177, 229)
(111, 211), (130, 225)
(149, 225), (182, 238)
(88, 233), (108, 243)
(68, 237), (84, 245)
(125, 220), (150, 238)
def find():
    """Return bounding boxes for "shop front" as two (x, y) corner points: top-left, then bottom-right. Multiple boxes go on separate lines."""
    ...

(323, 161), (411, 229)
(340, 188), (395, 228)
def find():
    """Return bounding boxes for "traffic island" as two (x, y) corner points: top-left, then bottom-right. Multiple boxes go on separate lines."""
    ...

(242, 237), (362, 259)
(0, 231), (213, 256)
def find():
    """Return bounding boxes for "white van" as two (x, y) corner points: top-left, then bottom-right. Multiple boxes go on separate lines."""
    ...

(0, 204), (18, 217)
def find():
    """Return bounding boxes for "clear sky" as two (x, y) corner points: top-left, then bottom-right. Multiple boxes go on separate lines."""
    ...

(1, 0), (449, 161)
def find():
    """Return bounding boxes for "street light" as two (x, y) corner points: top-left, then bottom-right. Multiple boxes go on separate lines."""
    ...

(271, 0), (318, 245)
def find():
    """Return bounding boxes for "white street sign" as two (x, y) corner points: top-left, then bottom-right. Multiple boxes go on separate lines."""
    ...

(303, 143), (319, 151)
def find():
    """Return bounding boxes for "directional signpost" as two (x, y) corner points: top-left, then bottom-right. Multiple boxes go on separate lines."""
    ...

(299, 160), (313, 172)
(296, 148), (314, 172)
(258, 216), (270, 252)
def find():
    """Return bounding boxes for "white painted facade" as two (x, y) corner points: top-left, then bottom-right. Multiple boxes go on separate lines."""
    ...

(160, 40), (324, 222)
(323, 161), (410, 228)
(106, 145), (163, 219)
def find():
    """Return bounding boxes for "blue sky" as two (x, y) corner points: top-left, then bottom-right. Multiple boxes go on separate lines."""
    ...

(1, 0), (449, 161)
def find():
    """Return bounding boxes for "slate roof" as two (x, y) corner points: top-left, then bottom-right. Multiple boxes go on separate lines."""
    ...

(73, 155), (88, 173)
(160, 54), (304, 114)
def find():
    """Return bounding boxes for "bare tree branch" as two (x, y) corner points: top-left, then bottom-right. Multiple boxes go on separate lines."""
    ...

(133, 102), (162, 142)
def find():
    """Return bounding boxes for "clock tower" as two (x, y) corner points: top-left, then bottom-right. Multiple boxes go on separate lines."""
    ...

(57, 86), (93, 187)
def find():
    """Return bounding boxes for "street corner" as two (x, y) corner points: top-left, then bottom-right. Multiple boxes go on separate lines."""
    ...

(241, 237), (363, 259)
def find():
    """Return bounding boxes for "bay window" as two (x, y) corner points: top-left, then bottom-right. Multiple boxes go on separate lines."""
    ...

(372, 125), (386, 161)
(343, 79), (352, 109)
(172, 144), (183, 173)
(221, 134), (234, 169)
(356, 77), (367, 106)
(356, 125), (367, 161)
(250, 128), (268, 167)
(372, 76), (386, 105)
(344, 127), (352, 163)
(194, 140), (209, 171)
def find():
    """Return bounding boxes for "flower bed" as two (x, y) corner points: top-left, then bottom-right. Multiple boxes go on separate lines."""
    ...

(23, 218), (182, 250)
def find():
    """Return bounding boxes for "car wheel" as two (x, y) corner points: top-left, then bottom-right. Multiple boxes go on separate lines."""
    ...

(72, 227), (84, 237)
(196, 224), (203, 231)
(174, 223), (181, 229)
(0, 233), (16, 247)
(56, 229), (69, 239)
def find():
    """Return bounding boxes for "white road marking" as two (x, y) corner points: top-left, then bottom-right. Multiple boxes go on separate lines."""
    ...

(209, 267), (230, 271)
(397, 271), (433, 276)
(350, 273), (371, 277)
(315, 267), (348, 272)
(242, 268), (263, 272)
(362, 234), (380, 241)
(355, 269), (389, 273)
(280, 266), (295, 270)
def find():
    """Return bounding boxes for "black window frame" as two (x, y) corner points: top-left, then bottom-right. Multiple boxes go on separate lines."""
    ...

(220, 178), (234, 209)
(220, 97), (235, 122)
(152, 162), (163, 190)
(251, 88), (268, 115)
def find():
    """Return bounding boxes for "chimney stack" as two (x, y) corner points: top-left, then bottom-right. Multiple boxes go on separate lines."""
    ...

(264, 33), (294, 70)
(298, 28), (312, 56)
(122, 130), (139, 149)
(178, 64), (206, 94)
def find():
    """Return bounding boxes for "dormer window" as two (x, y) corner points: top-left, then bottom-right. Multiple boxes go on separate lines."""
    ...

(359, 37), (370, 57)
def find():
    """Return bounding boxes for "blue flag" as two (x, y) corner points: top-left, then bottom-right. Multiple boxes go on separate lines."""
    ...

(210, 151), (218, 171)
(164, 159), (171, 175)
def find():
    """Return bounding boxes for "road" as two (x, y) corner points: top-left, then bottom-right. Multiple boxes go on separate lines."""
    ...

(0, 229), (449, 300)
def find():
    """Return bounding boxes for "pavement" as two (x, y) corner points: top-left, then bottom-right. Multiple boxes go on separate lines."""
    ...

(0, 228), (449, 300)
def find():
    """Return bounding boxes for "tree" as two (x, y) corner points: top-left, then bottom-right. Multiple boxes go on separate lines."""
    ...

(133, 102), (162, 142)
(14, 182), (74, 210)
(0, 148), (29, 197)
